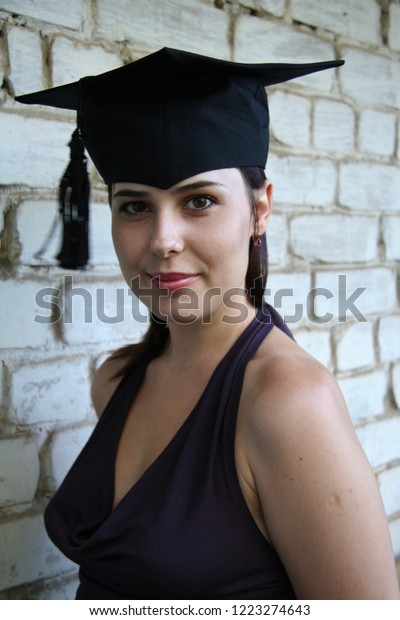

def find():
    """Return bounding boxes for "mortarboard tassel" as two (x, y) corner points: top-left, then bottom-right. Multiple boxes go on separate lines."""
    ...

(57, 128), (90, 269)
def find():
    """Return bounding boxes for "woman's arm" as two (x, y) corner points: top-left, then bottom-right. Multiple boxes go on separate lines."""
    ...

(242, 349), (400, 599)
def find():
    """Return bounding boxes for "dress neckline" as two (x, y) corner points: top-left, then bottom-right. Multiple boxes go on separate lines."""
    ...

(107, 305), (271, 518)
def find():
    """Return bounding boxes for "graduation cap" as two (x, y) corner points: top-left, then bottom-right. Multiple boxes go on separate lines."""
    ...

(15, 47), (344, 267)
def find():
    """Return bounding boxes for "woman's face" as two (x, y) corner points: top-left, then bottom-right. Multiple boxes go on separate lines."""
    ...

(111, 168), (271, 324)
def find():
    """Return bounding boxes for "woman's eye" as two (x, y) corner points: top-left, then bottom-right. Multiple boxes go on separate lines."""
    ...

(118, 202), (151, 215)
(186, 195), (215, 211)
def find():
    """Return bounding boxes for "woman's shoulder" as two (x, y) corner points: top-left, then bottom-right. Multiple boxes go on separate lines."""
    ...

(240, 325), (350, 444)
(91, 353), (128, 418)
(245, 325), (337, 397)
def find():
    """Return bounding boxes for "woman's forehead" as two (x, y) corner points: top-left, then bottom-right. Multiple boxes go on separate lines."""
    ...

(112, 168), (245, 195)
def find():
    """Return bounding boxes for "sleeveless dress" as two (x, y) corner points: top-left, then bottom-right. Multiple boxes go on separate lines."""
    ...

(44, 305), (296, 599)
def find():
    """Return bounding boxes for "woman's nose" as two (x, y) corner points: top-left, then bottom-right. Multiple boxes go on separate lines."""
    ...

(150, 211), (185, 258)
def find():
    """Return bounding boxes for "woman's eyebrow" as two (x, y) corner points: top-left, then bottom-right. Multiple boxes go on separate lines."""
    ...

(172, 181), (226, 194)
(112, 189), (151, 198)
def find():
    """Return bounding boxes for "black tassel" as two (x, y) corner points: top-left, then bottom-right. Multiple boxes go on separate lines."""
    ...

(57, 128), (90, 268)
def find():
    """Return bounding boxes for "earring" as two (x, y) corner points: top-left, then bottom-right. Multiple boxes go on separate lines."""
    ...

(253, 217), (261, 247)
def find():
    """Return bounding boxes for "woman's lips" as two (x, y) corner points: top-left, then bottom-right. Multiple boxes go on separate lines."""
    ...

(148, 272), (199, 292)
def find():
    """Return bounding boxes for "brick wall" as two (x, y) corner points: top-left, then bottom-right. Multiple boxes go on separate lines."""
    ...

(0, 0), (399, 599)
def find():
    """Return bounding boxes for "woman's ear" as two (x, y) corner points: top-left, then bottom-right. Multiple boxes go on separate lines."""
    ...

(254, 179), (273, 236)
(108, 184), (113, 208)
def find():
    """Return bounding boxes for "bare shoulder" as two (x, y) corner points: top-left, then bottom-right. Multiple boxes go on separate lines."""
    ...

(239, 326), (362, 489)
(91, 354), (126, 418)
(241, 326), (349, 441)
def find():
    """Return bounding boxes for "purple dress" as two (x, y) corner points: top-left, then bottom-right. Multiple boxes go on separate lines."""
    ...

(45, 305), (296, 599)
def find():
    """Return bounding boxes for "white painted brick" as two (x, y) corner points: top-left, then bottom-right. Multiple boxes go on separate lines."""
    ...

(234, 16), (336, 92)
(266, 272), (311, 326)
(3, 0), (84, 29)
(0, 191), (8, 217)
(339, 162), (400, 213)
(359, 109), (396, 157)
(241, 0), (285, 16)
(313, 99), (355, 154)
(335, 321), (375, 372)
(388, 4), (400, 53)
(97, 0), (230, 58)
(0, 37), (5, 88)
(398, 122), (400, 160)
(291, 0), (381, 46)
(0, 512), (75, 590)
(339, 370), (387, 424)
(9, 357), (91, 425)
(340, 48), (400, 107)
(0, 112), (74, 187)
(377, 464), (400, 517)
(52, 37), (121, 87)
(389, 515), (400, 558)
(89, 202), (117, 266)
(268, 213), (287, 266)
(293, 328), (331, 367)
(356, 417), (400, 469)
(393, 364), (400, 409)
(5, 572), (79, 599)
(0, 361), (5, 414)
(290, 215), (378, 263)
(61, 277), (148, 346)
(379, 315), (400, 362)
(48, 425), (94, 488)
(314, 269), (397, 321)
(0, 436), (39, 507)
(17, 199), (61, 264)
(0, 279), (53, 348)
(7, 27), (43, 95)
(383, 217), (400, 261)
(37, 574), (79, 600)
(267, 154), (336, 207)
(269, 92), (311, 148)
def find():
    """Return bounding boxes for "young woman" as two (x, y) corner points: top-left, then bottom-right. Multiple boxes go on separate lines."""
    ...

(16, 48), (400, 600)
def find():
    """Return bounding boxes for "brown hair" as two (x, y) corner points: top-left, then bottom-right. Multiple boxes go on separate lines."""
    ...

(109, 166), (268, 378)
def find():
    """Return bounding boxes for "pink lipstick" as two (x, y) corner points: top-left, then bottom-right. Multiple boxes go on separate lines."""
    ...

(149, 272), (199, 292)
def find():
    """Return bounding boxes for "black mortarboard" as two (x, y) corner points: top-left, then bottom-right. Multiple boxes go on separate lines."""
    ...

(15, 47), (343, 268)
(16, 47), (344, 189)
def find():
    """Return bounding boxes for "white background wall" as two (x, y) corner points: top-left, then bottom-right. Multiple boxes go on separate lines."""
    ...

(0, 0), (399, 598)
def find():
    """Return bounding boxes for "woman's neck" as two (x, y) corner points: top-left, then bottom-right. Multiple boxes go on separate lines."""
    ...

(160, 301), (258, 371)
